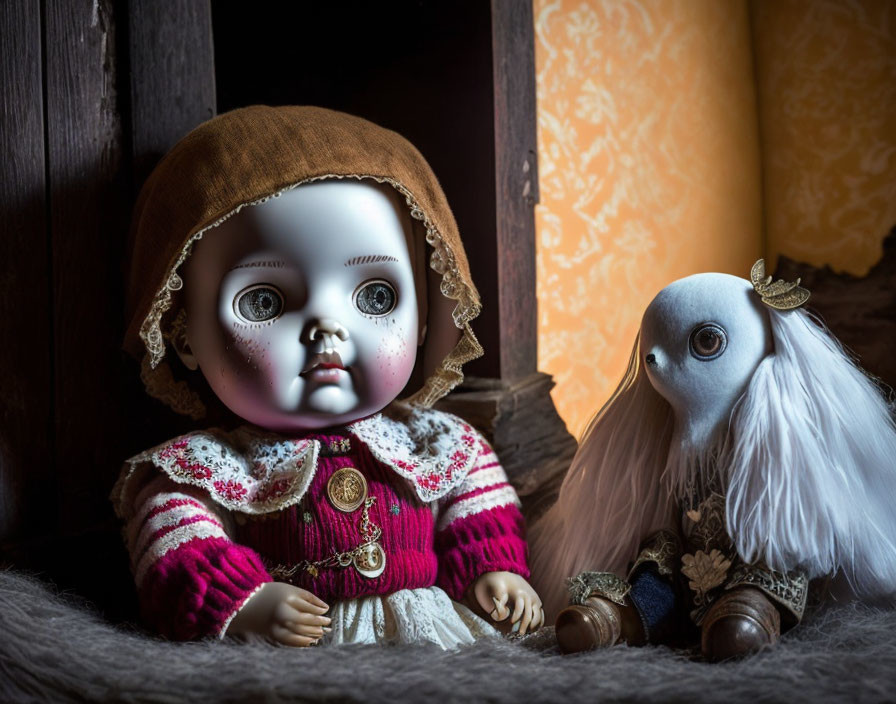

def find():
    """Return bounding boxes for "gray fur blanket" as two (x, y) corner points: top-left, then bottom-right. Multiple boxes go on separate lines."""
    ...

(1, 570), (894, 703)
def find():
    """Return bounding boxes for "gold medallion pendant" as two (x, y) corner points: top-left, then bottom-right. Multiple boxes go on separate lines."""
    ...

(353, 541), (386, 578)
(327, 467), (368, 513)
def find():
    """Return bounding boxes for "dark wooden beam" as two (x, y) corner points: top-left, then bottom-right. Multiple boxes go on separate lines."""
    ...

(0, 0), (53, 541)
(775, 230), (896, 392)
(120, 0), (218, 456)
(44, 0), (130, 532)
(436, 372), (575, 521)
(491, 0), (539, 381)
(128, 0), (216, 187)
(440, 4), (572, 519)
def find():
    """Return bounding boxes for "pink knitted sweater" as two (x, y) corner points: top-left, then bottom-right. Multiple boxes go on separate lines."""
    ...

(114, 409), (529, 641)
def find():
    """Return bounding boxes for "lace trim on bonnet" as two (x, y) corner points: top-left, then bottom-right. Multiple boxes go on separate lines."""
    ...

(139, 174), (483, 417)
(111, 404), (482, 517)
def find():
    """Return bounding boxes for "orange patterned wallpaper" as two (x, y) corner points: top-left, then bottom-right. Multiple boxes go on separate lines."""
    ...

(753, 0), (896, 276)
(535, 0), (896, 438)
(534, 0), (763, 438)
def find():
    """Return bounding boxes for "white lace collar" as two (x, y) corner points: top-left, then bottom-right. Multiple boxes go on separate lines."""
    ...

(113, 403), (481, 516)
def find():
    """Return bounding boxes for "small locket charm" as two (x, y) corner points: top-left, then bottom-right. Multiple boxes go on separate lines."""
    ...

(353, 542), (386, 578)
(327, 467), (368, 513)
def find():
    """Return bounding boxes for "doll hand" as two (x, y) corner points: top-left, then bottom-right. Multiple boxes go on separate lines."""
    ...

(472, 571), (544, 635)
(225, 581), (331, 647)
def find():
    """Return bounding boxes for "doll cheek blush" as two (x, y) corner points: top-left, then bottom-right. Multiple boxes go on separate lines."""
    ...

(375, 330), (414, 389)
(230, 331), (264, 358)
(218, 328), (275, 385)
(226, 333), (256, 368)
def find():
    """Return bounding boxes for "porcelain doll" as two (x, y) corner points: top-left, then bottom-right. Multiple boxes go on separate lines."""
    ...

(112, 106), (543, 647)
(530, 261), (896, 660)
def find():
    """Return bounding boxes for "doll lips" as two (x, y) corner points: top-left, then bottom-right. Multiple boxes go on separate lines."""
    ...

(300, 352), (347, 381)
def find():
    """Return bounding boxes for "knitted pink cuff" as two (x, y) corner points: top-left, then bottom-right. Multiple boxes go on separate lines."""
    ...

(435, 504), (530, 601)
(139, 537), (271, 640)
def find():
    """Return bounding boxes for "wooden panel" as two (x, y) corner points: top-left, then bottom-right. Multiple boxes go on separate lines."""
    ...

(128, 0), (215, 187)
(44, 0), (130, 532)
(0, 1), (52, 541)
(775, 231), (896, 390)
(435, 371), (576, 521)
(212, 1), (501, 377)
(120, 0), (219, 460)
(491, 0), (539, 381)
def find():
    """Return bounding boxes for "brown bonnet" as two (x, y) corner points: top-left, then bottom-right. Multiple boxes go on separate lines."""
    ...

(125, 105), (482, 417)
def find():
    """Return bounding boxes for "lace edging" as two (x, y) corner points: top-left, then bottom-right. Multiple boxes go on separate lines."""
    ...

(140, 354), (206, 420)
(566, 571), (631, 607)
(114, 406), (487, 517)
(116, 429), (321, 517)
(726, 564), (809, 622)
(349, 404), (482, 502)
(628, 530), (681, 579)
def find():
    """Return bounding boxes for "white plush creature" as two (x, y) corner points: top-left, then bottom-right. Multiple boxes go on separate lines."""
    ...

(531, 262), (896, 620)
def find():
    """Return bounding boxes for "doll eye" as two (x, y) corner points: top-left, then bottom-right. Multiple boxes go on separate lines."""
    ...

(234, 284), (284, 322)
(689, 323), (727, 360)
(354, 280), (397, 316)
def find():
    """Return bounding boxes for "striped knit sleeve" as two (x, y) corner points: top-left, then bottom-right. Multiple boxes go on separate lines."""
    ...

(124, 471), (271, 640)
(434, 435), (529, 601)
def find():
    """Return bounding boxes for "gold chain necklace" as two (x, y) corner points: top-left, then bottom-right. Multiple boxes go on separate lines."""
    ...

(270, 496), (386, 581)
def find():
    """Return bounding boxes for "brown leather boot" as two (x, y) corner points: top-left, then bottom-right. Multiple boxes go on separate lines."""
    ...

(701, 586), (780, 661)
(555, 597), (645, 653)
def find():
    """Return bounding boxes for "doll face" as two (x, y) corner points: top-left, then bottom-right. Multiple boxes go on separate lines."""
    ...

(181, 180), (419, 431)
(640, 273), (772, 446)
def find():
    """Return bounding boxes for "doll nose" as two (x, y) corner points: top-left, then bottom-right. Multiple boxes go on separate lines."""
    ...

(645, 353), (656, 366)
(302, 318), (349, 345)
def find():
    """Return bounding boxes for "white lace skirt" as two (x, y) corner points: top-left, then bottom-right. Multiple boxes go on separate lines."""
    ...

(322, 587), (498, 648)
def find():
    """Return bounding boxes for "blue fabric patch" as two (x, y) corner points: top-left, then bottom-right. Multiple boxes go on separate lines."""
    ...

(629, 567), (680, 644)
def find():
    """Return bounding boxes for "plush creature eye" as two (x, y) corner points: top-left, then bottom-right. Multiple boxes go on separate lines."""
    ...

(689, 323), (727, 360)
(234, 285), (284, 322)
(354, 280), (397, 316)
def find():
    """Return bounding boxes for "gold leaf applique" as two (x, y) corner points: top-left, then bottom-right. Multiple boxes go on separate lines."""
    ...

(566, 571), (631, 606)
(681, 549), (732, 596)
(750, 259), (810, 310)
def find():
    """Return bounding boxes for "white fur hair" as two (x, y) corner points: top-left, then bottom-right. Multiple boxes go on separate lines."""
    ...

(530, 289), (896, 620)
(726, 308), (896, 596)
(529, 337), (677, 620)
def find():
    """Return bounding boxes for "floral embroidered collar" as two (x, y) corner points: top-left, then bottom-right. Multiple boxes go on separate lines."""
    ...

(113, 403), (482, 516)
